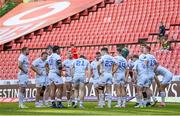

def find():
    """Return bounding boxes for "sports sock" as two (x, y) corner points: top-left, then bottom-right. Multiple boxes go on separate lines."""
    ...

(107, 94), (112, 108)
(79, 100), (83, 106)
(18, 92), (23, 105)
(122, 97), (126, 107)
(117, 97), (121, 106)
(160, 92), (166, 103)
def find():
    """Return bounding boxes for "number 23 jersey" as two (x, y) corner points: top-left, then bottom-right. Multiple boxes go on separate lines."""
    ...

(99, 54), (116, 74)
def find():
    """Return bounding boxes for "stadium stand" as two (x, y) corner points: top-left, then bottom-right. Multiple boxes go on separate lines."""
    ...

(0, 0), (179, 80)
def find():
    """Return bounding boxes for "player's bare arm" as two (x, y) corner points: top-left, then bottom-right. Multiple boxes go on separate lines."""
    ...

(18, 61), (27, 74)
(31, 65), (41, 76)
(112, 63), (118, 75)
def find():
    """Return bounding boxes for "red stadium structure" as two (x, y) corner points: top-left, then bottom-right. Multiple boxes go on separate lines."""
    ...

(0, 0), (179, 102)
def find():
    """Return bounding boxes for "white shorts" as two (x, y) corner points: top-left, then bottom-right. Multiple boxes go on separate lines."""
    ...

(65, 76), (73, 83)
(100, 73), (112, 85)
(145, 73), (155, 87)
(35, 76), (46, 87)
(73, 76), (86, 84)
(114, 73), (125, 85)
(91, 78), (100, 88)
(18, 73), (28, 87)
(45, 77), (51, 86)
(137, 75), (149, 87)
(161, 73), (173, 84)
(48, 72), (63, 85)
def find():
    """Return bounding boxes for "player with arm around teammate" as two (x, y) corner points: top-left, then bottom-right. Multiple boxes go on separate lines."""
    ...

(18, 47), (30, 108)
(71, 55), (91, 109)
(31, 52), (48, 107)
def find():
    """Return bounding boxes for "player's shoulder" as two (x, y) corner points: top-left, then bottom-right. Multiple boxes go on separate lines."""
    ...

(63, 59), (68, 63)
(84, 59), (90, 63)
(18, 54), (27, 61)
(34, 58), (41, 62)
(146, 53), (156, 59)
(120, 55), (126, 60)
(53, 53), (61, 59)
(19, 54), (26, 58)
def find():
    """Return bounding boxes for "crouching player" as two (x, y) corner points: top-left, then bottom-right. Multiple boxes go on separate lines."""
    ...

(113, 48), (128, 108)
(154, 64), (173, 107)
(71, 55), (91, 108)
(31, 52), (48, 107)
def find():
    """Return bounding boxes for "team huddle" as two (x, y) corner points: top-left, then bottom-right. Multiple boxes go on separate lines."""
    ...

(17, 45), (173, 109)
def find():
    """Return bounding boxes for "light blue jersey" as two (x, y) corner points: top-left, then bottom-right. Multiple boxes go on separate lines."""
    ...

(156, 66), (173, 77)
(133, 60), (148, 77)
(146, 54), (157, 78)
(18, 54), (29, 75)
(32, 58), (47, 77)
(155, 66), (173, 84)
(114, 55), (127, 85)
(72, 58), (90, 77)
(133, 59), (149, 87)
(47, 53), (61, 74)
(100, 54), (116, 74)
(114, 55), (127, 74)
(63, 59), (73, 77)
(90, 60), (100, 79)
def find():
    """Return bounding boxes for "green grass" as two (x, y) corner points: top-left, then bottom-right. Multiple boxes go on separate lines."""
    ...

(0, 102), (180, 115)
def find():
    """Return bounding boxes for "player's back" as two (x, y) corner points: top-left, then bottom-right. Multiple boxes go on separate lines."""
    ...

(73, 58), (89, 76)
(133, 60), (148, 77)
(114, 55), (127, 74)
(47, 53), (61, 73)
(146, 54), (157, 72)
(101, 54), (115, 74)
(156, 66), (173, 76)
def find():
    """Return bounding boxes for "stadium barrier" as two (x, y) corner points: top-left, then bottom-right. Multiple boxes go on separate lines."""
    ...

(0, 79), (180, 103)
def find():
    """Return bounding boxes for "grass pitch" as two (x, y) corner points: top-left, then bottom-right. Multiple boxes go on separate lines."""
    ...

(0, 102), (180, 115)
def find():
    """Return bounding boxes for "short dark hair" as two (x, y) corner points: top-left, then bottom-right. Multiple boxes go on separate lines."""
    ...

(41, 52), (48, 56)
(116, 47), (122, 53)
(101, 47), (108, 52)
(21, 47), (28, 52)
(80, 55), (86, 59)
(52, 46), (60, 53)
(96, 52), (101, 55)
(145, 45), (151, 52)
(133, 55), (139, 59)
(47, 45), (53, 50)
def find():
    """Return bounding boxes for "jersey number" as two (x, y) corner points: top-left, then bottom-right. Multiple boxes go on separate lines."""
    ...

(149, 59), (156, 66)
(105, 61), (113, 67)
(76, 60), (85, 66)
(119, 62), (126, 68)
